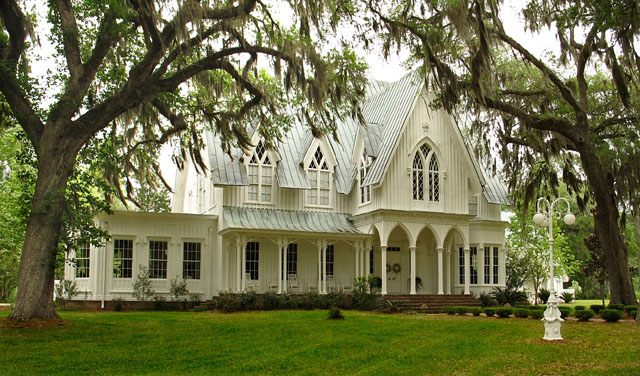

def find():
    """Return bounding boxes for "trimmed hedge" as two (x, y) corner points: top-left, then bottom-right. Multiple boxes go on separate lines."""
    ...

(607, 304), (624, 311)
(559, 307), (571, 319)
(600, 309), (623, 322)
(574, 305), (585, 311)
(528, 309), (544, 319)
(469, 307), (482, 316)
(443, 306), (457, 315)
(590, 305), (604, 314)
(623, 305), (638, 314)
(484, 307), (496, 317)
(630, 310), (637, 318)
(575, 309), (594, 321)
(514, 308), (528, 318)
(496, 308), (513, 318)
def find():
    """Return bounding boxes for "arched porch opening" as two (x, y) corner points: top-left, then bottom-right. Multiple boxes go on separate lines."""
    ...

(443, 227), (466, 295)
(383, 225), (412, 294)
(416, 226), (438, 294)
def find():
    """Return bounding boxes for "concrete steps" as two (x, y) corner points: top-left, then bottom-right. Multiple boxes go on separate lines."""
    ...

(384, 294), (481, 313)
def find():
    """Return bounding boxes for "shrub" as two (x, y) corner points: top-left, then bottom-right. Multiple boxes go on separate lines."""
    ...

(600, 309), (623, 322)
(558, 307), (570, 319)
(574, 309), (594, 321)
(455, 306), (469, 314)
(352, 276), (379, 310)
(326, 291), (348, 309)
(299, 292), (323, 310)
(170, 277), (189, 310)
(608, 304), (624, 311)
(55, 279), (79, 309)
(378, 300), (408, 313)
(280, 292), (299, 309)
(443, 306), (456, 315)
(630, 310), (637, 318)
(538, 288), (551, 304)
(490, 287), (528, 306)
(237, 290), (257, 310)
(216, 291), (241, 313)
(479, 292), (496, 307)
(590, 304), (604, 314)
(112, 297), (125, 312)
(574, 305), (585, 311)
(370, 277), (382, 289)
(496, 308), (513, 318)
(470, 307), (482, 316)
(152, 296), (167, 311)
(515, 304), (532, 310)
(623, 305), (637, 314)
(560, 292), (574, 303)
(514, 308), (528, 318)
(483, 307), (496, 317)
(189, 293), (202, 305)
(261, 292), (282, 310)
(328, 306), (344, 320)
(528, 309), (544, 319)
(192, 305), (208, 312)
(133, 265), (155, 302)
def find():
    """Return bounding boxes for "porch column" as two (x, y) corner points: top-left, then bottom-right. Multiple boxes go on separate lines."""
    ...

(277, 239), (283, 294)
(365, 241), (371, 292)
(437, 247), (444, 295)
(236, 239), (242, 292)
(445, 249), (451, 294)
(322, 243), (327, 294)
(240, 237), (247, 291)
(355, 243), (361, 278)
(410, 246), (417, 295)
(317, 241), (323, 294)
(464, 248), (471, 295)
(478, 244), (485, 287)
(500, 246), (506, 286)
(381, 246), (387, 295)
(283, 239), (288, 293)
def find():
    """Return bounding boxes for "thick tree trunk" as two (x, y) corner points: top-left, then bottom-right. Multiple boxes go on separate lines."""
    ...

(578, 138), (637, 306)
(8, 135), (78, 321)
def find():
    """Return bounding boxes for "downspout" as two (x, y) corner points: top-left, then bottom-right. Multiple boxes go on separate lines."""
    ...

(101, 221), (109, 309)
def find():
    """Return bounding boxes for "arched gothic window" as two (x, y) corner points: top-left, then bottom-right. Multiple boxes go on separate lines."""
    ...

(359, 152), (372, 204)
(412, 143), (440, 202)
(307, 146), (331, 206)
(247, 141), (273, 203)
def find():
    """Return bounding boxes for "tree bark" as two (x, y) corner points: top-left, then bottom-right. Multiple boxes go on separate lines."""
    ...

(578, 136), (637, 306)
(8, 132), (79, 321)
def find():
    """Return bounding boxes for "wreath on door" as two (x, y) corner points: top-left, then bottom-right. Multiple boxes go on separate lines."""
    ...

(392, 263), (401, 273)
(386, 263), (391, 273)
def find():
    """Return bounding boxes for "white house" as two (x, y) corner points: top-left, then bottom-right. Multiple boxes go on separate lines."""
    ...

(64, 72), (509, 304)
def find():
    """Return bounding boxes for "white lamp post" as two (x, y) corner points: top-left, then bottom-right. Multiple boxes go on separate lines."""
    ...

(533, 197), (576, 341)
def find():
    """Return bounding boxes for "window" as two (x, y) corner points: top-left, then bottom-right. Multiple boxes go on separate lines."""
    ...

(246, 242), (259, 280)
(149, 240), (168, 279)
(306, 146), (331, 206)
(369, 248), (374, 274)
(247, 141), (273, 203)
(459, 248), (464, 284)
(113, 239), (133, 278)
(387, 247), (400, 252)
(493, 247), (499, 284)
(359, 153), (372, 204)
(183, 242), (201, 280)
(484, 246), (491, 284)
(470, 247), (478, 284)
(326, 245), (334, 276)
(412, 143), (440, 202)
(283, 243), (297, 275)
(75, 243), (90, 278)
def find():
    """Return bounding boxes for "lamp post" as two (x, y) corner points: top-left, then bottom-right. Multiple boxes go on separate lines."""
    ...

(533, 197), (576, 341)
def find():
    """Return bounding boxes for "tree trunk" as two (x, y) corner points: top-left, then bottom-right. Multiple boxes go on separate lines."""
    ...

(599, 282), (605, 307)
(8, 135), (78, 321)
(578, 138), (637, 306)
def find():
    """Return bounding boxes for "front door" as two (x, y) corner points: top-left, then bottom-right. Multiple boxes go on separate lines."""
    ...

(386, 248), (404, 293)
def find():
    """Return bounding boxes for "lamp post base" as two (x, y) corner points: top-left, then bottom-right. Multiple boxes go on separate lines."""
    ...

(542, 294), (564, 341)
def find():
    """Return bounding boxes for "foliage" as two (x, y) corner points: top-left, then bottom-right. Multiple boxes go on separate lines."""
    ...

(132, 266), (155, 302)
(129, 185), (171, 213)
(478, 292), (496, 307)
(378, 300), (408, 313)
(54, 279), (78, 309)
(483, 308), (496, 317)
(496, 308), (513, 318)
(352, 275), (379, 310)
(152, 296), (167, 311)
(261, 292), (282, 311)
(575, 309), (594, 322)
(583, 233), (608, 305)
(607, 304), (624, 311)
(326, 291), (348, 309)
(169, 277), (190, 310)
(528, 309), (544, 320)
(327, 306), (344, 320)
(490, 287), (528, 306)
(192, 305), (208, 313)
(514, 308), (529, 318)
(112, 297), (125, 312)
(454, 306), (469, 314)
(443, 306), (456, 315)
(216, 291), (241, 313)
(623, 305), (637, 314)
(237, 290), (257, 310)
(370, 277), (382, 289)
(599, 309), (623, 323)
(538, 288), (551, 304)
(558, 307), (571, 319)
(590, 305), (605, 315)
(469, 307), (482, 316)
(298, 292), (324, 310)
(574, 305), (585, 311)
(189, 293), (202, 305)
(561, 292), (574, 303)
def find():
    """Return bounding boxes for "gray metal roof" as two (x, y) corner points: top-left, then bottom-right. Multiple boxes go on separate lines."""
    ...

(275, 122), (312, 189)
(207, 132), (247, 186)
(222, 206), (363, 234)
(481, 168), (511, 205)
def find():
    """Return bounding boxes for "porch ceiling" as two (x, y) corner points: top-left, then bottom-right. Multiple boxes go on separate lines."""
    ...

(221, 207), (364, 235)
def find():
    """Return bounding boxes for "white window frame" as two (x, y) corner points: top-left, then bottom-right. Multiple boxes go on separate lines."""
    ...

(148, 240), (168, 280)
(358, 154), (372, 205)
(245, 242), (259, 280)
(113, 238), (134, 279)
(183, 241), (202, 280)
(305, 146), (333, 208)
(412, 143), (441, 203)
(75, 243), (90, 279)
(246, 140), (274, 204)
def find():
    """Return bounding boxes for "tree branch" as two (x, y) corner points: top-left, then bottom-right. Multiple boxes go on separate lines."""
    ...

(0, 70), (44, 150)
(576, 22), (600, 111)
(53, 0), (84, 81)
(0, 0), (28, 68)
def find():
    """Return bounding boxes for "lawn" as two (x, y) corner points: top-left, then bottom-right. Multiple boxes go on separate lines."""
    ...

(1, 309), (638, 375)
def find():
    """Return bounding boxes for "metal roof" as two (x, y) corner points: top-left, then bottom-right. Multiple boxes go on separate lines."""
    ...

(207, 132), (247, 186)
(481, 168), (511, 205)
(221, 206), (363, 234)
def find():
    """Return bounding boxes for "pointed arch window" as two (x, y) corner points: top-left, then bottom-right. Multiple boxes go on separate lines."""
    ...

(359, 152), (372, 204)
(412, 143), (440, 202)
(306, 146), (331, 206)
(247, 141), (273, 203)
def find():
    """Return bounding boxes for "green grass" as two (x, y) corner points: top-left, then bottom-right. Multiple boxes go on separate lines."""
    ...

(1, 310), (638, 375)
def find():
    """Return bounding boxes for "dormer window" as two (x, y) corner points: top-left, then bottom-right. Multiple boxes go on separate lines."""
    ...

(306, 146), (331, 206)
(412, 143), (440, 202)
(247, 141), (273, 203)
(359, 153), (372, 204)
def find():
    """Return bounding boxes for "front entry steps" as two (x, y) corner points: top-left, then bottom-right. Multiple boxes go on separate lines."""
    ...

(383, 294), (481, 313)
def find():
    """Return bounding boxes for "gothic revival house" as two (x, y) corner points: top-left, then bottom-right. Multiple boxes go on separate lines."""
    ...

(65, 72), (509, 305)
